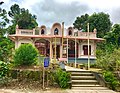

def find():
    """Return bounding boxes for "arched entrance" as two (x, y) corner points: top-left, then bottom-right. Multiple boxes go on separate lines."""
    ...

(35, 39), (50, 57)
(52, 45), (60, 58)
(63, 39), (78, 58)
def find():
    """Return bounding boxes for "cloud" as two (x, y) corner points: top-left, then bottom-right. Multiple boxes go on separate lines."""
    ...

(110, 7), (120, 24)
(2, 0), (120, 27)
(31, 0), (89, 27)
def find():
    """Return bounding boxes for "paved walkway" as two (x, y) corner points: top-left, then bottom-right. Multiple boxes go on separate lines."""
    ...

(65, 66), (85, 71)
(0, 89), (117, 93)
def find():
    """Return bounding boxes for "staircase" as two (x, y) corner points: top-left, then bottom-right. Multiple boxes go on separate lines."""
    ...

(69, 70), (108, 90)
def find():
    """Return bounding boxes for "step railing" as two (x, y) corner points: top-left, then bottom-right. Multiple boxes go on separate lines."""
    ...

(92, 72), (110, 88)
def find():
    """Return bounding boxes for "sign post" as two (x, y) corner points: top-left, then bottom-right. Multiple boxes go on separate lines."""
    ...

(43, 57), (49, 90)
(44, 57), (49, 67)
(43, 66), (45, 90)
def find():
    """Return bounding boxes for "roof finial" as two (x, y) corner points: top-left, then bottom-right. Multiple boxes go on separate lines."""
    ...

(93, 28), (97, 33)
(16, 24), (19, 29)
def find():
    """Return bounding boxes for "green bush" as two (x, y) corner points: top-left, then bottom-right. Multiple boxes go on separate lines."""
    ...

(55, 68), (70, 89)
(0, 61), (9, 78)
(103, 71), (119, 90)
(96, 48), (120, 71)
(0, 61), (12, 86)
(14, 44), (39, 66)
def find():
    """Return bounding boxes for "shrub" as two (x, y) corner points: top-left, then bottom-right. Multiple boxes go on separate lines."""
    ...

(0, 61), (10, 86)
(54, 68), (70, 88)
(14, 44), (39, 66)
(96, 48), (120, 71)
(0, 61), (9, 78)
(102, 71), (119, 90)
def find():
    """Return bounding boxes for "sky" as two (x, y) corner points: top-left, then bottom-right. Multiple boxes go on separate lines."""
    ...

(1, 0), (120, 27)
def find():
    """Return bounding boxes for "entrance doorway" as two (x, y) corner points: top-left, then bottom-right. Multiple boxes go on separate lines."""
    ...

(56, 45), (60, 58)
(53, 45), (60, 58)
(83, 45), (91, 55)
(35, 39), (50, 56)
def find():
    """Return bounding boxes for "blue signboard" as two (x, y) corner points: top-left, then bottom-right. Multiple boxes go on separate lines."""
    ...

(44, 57), (49, 67)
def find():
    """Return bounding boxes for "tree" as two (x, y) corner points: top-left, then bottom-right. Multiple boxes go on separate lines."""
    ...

(0, 3), (14, 62)
(14, 44), (39, 66)
(0, 7), (9, 36)
(73, 14), (89, 31)
(0, 37), (14, 62)
(88, 12), (112, 38)
(8, 4), (38, 34)
(7, 24), (16, 35)
(104, 24), (120, 49)
(73, 12), (112, 38)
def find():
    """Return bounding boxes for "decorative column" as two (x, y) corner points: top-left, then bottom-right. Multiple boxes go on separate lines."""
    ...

(50, 39), (52, 62)
(15, 37), (18, 49)
(33, 29), (35, 35)
(61, 22), (64, 58)
(93, 28), (97, 57)
(78, 42), (80, 58)
(75, 34), (77, 68)
(87, 23), (90, 70)
(94, 41), (96, 56)
(16, 25), (19, 34)
(60, 44), (62, 58)
(67, 37), (68, 63)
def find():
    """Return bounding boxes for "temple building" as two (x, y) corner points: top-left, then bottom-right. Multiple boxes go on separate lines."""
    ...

(9, 23), (104, 64)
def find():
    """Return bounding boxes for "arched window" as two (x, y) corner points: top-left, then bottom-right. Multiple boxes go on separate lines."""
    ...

(54, 28), (59, 35)
(41, 29), (45, 35)
(68, 30), (72, 35)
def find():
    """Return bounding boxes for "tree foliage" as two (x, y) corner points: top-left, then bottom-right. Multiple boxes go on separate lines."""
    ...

(73, 12), (112, 38)
(0, 37), (14, 62)
(104, 24), (120, 49)
(14, 44), (39, 66)
(73, 14), (89, 31)
(88, 12), (112, 37)
(96, 48), (120, 71)
(0, 61), (9, 78)
(8, 4), (38, 34)
(0, 3), (14, 62)
(0, 6), (9, 36)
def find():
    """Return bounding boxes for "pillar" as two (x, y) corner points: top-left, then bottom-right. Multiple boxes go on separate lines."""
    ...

(60, 44), (62, 58)
(78, 42), (80, 58)
(50, 39), (52, 62)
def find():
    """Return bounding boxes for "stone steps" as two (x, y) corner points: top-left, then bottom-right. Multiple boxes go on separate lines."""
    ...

(71, 72), (93, 76)
(72, 80), (98, 83)
(72, 87), (109, 90)
(69, 70), (108, 89)
(71, 76), (95, 80)
(72, 84), (102, 87)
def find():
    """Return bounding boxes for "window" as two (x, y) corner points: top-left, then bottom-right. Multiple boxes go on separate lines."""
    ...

(83, 45), (91, 55)
(41, 29), (45, 35)
(68, 30), (72, 35)
(21, 43), (28, 45)
(54, 28), (59, 35)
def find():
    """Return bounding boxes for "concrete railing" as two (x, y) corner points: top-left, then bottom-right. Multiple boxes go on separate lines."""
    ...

(16, 29), (35, 35)
(92, 72), (110, 88)
(78, 32), (96, 38)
